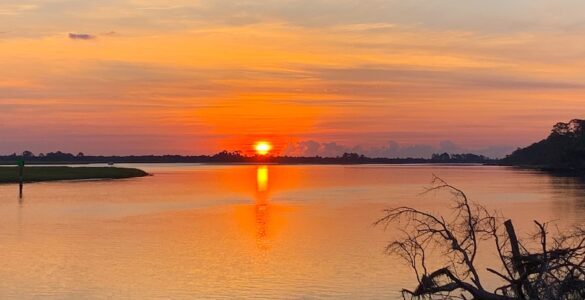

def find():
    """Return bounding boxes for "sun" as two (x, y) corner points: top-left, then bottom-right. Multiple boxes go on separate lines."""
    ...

(254, 141), (272, 156)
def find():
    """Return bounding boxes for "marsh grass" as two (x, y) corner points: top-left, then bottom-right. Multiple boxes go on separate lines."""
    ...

(0, 166), (148, 183)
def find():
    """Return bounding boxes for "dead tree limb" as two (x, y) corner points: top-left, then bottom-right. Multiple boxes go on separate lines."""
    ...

(377, 177), (585, 300)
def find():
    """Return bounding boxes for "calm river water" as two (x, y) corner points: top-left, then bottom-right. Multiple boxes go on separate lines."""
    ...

(0, 164), (584, 299)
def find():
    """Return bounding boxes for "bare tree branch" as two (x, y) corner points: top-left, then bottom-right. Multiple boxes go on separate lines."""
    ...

(377, 177), (585, 300)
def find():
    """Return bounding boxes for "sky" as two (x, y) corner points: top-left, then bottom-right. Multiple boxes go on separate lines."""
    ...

(1, 0), (585, 158)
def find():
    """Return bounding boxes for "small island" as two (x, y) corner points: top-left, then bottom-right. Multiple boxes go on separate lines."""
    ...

(0, 166), (149, 183)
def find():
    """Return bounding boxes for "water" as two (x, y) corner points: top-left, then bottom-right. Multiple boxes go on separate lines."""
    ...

(0, 164), (584, 299)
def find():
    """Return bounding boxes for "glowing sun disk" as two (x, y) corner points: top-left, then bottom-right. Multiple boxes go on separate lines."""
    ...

(254, 141), (272, 155)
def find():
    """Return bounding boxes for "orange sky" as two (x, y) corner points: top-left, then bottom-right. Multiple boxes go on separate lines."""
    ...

(1, 0), (585, 157)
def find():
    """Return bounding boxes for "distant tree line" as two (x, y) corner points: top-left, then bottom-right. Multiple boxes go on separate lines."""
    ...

(0, 150), (496, 165)
(9, 118), (585, 167)
(431, 152), (491, 163)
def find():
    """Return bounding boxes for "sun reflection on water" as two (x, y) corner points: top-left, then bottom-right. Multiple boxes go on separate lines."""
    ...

(257, 165), (268, 192)
(255, 165), (271, 249)
(232, 165), (291, 251)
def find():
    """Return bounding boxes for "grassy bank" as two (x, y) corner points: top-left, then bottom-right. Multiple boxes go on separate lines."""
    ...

(0, 166), (149, 183)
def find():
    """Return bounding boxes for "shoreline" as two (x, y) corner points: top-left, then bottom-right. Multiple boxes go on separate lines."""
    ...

(495, 164), (585, 177)
(0, 166), (149, 184)
(0, 161), (494, 166)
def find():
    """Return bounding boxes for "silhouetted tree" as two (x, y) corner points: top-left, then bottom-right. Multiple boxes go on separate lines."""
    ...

(504, 119), (585, 169)
(22, 150), (34, 158)
(45, 151), (75, 161)
(551, 119), (585, 137)
(340, 152), (367, 163)
(211, 150), (246, 162)
(376, 176), (585, 300)
(431, 152), (451, 162)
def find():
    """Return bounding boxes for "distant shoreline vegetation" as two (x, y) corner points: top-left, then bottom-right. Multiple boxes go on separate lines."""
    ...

(0, 166), (149, 184)
(0, 151), (495, 165)
(3, 118), (582, 169)
(502, 119), (585, 172)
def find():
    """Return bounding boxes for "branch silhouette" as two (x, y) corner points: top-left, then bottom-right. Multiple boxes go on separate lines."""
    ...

(376, 176), (585, 300)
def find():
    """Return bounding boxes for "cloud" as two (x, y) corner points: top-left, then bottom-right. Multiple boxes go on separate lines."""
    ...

(310, 66), (585, 91)
(0, 4), (37, 15)
(68, 33), (96, 40)
(121, 0), (585, 33)
(335, 23), (396, 32)
(283, 140), (515, 159)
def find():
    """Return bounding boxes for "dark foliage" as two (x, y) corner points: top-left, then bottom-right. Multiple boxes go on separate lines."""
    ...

(503, 119), (585, 169)
(431, 153), (491, 163)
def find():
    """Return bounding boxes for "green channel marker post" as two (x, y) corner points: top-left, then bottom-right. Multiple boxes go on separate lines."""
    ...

(17, 159), (24, 198)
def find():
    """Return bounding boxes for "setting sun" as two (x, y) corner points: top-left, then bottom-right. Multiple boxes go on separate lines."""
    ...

(254, 141), (272, 156)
